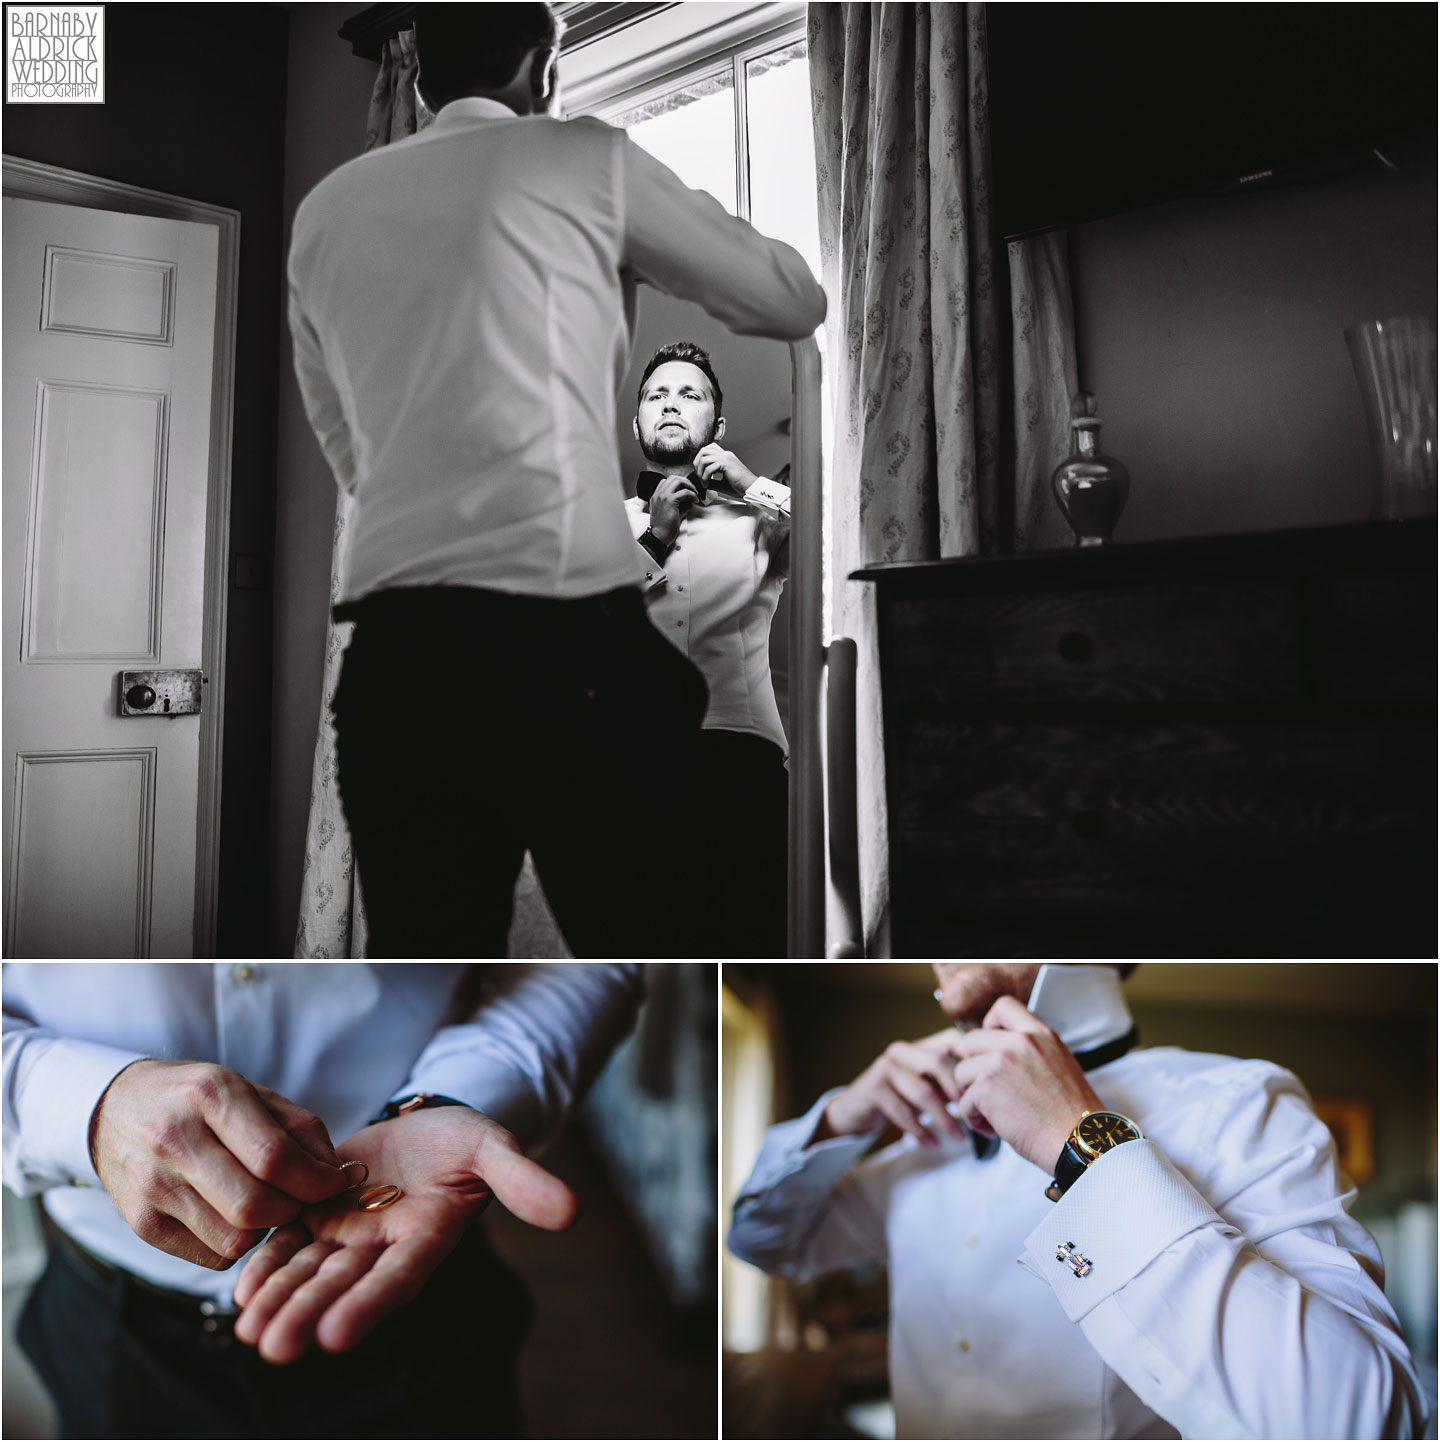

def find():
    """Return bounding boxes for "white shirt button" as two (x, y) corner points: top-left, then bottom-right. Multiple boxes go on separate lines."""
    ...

(231, 964), (256, 984)
(958, 1338), (971, 1353)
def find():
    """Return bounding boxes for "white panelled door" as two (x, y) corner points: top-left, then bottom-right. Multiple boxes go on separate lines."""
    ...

(3, 198), (219, 957)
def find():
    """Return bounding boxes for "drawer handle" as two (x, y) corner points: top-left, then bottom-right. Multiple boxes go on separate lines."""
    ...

(1058, 631), (1093, 663)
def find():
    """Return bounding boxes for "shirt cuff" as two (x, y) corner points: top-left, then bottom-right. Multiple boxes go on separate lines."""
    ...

(389, 1060), (542, 1146)
(15, 1036), (148, 1190)
(741, 1088), (881, 1197)
(1020, 1139), (1225, 1321)
(745, 478), (791, 517)
(635, 538), (668, 590)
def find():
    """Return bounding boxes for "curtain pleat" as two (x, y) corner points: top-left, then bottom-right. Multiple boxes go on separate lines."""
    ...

(810, 3), (1079, 953)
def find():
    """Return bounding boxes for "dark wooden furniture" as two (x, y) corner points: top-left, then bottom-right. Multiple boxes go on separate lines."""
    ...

(854, 521), (1436, 958)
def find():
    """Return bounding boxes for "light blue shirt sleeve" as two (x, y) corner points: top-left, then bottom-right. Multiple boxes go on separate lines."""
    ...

(389, 963), (644, 1149)
(728, 1088), (888, 1279)
(2, 1011), (144, 1194)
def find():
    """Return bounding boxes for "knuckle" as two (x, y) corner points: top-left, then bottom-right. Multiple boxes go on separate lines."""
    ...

(130, 1204), (166, 1242)
(147, 1118), (190, 1161)
(230, 1188), (279, 1230)
(248, 1134), (290, 1181)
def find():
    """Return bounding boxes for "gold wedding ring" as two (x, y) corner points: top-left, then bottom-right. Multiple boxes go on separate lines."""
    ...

(338, 1160), (369, 1191)
(358, 1183), (403, 1211)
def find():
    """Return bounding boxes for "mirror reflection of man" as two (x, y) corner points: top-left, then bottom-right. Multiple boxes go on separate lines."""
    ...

(728, 963), (1427, 1439)
(627, 342), (791, 958)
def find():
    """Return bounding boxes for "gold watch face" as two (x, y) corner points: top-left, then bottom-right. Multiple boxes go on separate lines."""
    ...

(1074, 1111), (1142, 1159)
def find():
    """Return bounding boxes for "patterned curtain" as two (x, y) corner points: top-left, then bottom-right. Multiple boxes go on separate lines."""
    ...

(294, 31), (571, 958)
(809, 4), (1078, 952)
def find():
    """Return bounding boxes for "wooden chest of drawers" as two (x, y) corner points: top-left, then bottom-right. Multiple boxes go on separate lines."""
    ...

(854, 522), (1436, 958)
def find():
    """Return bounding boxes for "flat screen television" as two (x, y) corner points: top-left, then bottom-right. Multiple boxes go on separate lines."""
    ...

(987, 2), (1438, 240)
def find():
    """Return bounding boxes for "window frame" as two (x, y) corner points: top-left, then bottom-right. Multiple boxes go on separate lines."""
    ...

(564, 3), (807, 224)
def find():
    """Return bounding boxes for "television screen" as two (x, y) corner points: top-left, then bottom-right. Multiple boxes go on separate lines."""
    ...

(987, 2), (1438, 240)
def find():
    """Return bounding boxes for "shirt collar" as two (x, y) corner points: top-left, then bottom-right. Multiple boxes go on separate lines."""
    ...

(432, 97), (523, 130)
(1026, 965), (1135, 1054)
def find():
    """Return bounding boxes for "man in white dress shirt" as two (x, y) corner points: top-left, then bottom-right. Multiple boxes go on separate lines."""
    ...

(4, 961), (641, 1437)
(625, 342), (792, 957)
(286, 5), (825, 957)
(728, 964), (1427, 1439)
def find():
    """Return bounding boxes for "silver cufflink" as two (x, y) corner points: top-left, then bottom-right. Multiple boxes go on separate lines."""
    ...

(1056, 1242), (1092, 1277)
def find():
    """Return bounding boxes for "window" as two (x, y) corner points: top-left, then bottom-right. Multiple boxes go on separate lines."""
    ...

(603, 32), (820, 282)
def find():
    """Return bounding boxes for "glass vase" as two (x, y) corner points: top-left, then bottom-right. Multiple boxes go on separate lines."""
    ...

(1345, 315), (1437, 521)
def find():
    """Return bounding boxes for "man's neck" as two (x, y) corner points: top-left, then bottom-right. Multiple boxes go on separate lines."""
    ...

(647, 461), (694, 479)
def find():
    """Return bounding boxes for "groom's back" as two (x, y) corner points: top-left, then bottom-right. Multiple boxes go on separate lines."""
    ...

(289, 107), (642, 601)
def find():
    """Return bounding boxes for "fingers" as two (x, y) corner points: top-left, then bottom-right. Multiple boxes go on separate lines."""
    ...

(476, 1127), (579, 1231)
(129, 1207), (241, 1271)
(253, 1084), (343, 1169)
(202, 1077), (347, 1205)
(234, 1223), (310, 1309)
(313, 1235), (450, 1355)
(238, 1237), (375, 1364)
(982, 994), (1050, 1034)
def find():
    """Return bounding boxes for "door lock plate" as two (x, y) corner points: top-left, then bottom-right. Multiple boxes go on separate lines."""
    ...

(119, 669), (203, 716)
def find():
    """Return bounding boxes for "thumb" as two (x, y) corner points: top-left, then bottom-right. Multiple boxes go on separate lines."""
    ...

(474, 1127), (579, 1232)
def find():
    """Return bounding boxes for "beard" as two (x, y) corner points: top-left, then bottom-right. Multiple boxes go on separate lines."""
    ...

(935, 963), (1043, 1030)
(639, 419), (717, 468)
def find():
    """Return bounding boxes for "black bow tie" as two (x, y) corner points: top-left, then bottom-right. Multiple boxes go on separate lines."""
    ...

(972, 1025), (1140, 1160)
(638, 469), (701, 504)
(637, 469), (737, 506)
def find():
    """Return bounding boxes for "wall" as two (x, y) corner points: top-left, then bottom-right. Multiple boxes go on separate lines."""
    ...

(268, 5), (378, 955)
(3, 4), (289, 956)
(1069, 159), (1437, 541)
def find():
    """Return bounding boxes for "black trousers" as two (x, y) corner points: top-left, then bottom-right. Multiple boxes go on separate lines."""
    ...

(18, 1225), (529, 1440)
(689, 729), (789, 957)
(331, 585), (707, 958)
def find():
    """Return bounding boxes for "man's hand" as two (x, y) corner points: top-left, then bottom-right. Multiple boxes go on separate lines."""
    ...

(813, 1029), (969, 1148)
(90, 1059), (348, 1270)
(647, 474), (701, 545)
(233, 1106), (577, 1365)
(693, 443), (759, 496)
(951, 996), (1105, 1174)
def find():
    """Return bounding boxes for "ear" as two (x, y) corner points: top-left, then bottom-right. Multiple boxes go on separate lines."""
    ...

(529, 48), (556, 102)
(631, 417), (640, 441)
(714, 416), (727, 442)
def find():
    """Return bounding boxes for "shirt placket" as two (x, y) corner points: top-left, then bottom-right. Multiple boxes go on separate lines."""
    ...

(212, 963), (280, 1087)
(668, 518), (694, 649)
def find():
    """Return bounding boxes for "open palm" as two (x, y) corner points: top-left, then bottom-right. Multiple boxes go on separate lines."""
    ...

(233, 1106), (576, 1364)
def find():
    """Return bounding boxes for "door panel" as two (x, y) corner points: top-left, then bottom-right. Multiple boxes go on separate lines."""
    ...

(3, 198), (217, 957)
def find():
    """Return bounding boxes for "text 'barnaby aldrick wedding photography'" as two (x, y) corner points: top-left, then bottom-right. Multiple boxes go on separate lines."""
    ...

(7, 6), (105, 103)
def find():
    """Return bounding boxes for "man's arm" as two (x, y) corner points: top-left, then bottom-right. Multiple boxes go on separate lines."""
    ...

(378, 963), (644, 1152)
(2, 999), (347, 1269)
(616, 130), (826, 341)
(1021, 1065), (1427, 1439)
(954, 998), (1427, 1439)
(233, 963), (645, 1362)
(287, 272), (358, 494)
(729, 1029), (968, 1279)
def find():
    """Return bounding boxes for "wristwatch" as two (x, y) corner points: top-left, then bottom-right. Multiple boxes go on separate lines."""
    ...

(638, 526), (670, 564)
(372, 1092), (470, 1125)
(1045, 1109), (1143, 1201)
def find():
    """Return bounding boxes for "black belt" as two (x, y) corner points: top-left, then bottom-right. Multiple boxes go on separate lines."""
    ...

(49, 1221), (240, 1332)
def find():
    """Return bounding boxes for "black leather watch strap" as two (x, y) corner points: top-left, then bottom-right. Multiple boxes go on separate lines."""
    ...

(639, 526), (670, 564)
(1048, 1138), (1090, 1200)
(372, 1092), (470, 1125)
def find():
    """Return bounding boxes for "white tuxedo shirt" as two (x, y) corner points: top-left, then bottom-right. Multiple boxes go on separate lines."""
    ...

(729, 973), (1425, 1439)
